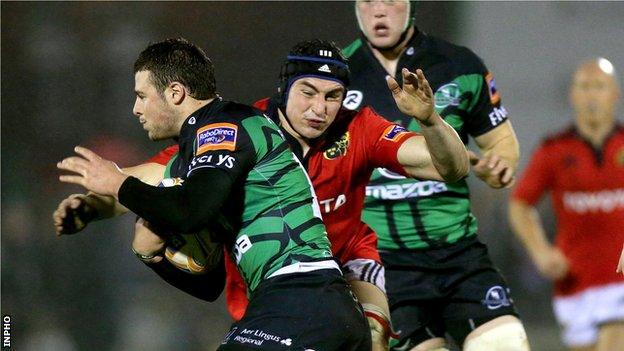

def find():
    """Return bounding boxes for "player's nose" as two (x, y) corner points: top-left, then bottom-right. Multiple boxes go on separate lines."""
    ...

(132, 97), (142, 117)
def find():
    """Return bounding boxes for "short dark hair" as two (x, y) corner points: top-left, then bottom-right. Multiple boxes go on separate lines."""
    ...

(134, 37), (216, 100)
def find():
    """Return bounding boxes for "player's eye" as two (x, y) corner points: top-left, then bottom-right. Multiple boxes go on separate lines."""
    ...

(326, 93), (343, 101)
(302, 90), (314, 97)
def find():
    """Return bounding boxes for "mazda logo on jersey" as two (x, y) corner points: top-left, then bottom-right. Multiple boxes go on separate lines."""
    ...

(343, 90), (363, 110)
(324, 132), (349, 159)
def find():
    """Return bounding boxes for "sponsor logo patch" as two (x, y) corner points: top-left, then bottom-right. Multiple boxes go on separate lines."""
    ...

(485, 72), (501, 105)
(324, 132), (349, 159)
(197, 123), (238, 153)
(488, 106), (508, 126)
(343, 90), (363, 110)
(317, 64), (332, 73)
(563, 188), (624, 214)
(434, 83), (461, 109)
(381, 125), (409, 142)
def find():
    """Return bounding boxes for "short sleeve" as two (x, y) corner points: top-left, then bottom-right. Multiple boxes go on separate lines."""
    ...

(511, 143), (556, 205)
(457, 54), (509, 137)
(359, 107), (418, 176)
(145, 144), (179, 165)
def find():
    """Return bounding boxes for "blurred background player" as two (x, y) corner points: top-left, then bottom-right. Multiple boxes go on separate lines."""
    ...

(509, 58), (624, 351)
(342, 1), (529, 350)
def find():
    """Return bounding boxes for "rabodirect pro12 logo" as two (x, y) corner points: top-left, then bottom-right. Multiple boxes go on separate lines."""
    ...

(196, 123), (238, 153)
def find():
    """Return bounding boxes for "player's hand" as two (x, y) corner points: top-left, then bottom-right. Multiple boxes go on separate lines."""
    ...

(386, 68), (435, 125)
(534, 247), (569, 281)
(52, 194), (95, 236)
(468, 151), (515, 189)
(617, 244), (624, 275)
(132, 218), (165, 264)
(57, 146), (128, 198)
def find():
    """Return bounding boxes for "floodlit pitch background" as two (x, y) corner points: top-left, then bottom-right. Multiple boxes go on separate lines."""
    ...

(2, 2), (624, 350)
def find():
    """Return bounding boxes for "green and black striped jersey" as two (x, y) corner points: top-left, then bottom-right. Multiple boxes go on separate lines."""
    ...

(343, 30), (508, 250)
(167, 99), (332, 291)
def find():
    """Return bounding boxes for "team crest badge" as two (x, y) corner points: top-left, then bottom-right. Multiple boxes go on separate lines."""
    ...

(324, 132), (349, 159)
(434, 83), (461, 109)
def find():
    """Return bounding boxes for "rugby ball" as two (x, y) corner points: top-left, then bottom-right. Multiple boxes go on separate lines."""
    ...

(158, 178), (223, 274)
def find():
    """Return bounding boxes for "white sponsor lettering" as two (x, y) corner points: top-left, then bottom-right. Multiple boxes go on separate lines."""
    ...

(366, 181), (448, 200)
(189, 154), (236, 170)
(319, 194), (347, 213)
(563, 188), (624, 214)
(488, 106), (508, 126)
(233, 235), (252, 263)
(233, 335), (264, 346)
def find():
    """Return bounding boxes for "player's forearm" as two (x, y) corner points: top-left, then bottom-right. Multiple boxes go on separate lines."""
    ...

(417, 113), (469, 182)
(118, 168), (232, 234)
(478, 124), (520, 175)
(508, 200), (553, 261)
(481, 130), (520, 174)
(84, 192), (129, 220)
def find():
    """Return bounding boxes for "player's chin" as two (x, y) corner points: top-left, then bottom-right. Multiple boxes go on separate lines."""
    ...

(369, 36), (400, 50)
(147, 131), (167, 141)
(301, 126), (327, 139)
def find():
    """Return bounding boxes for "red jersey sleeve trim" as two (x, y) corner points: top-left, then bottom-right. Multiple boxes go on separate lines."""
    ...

(145, 144), (179, 165)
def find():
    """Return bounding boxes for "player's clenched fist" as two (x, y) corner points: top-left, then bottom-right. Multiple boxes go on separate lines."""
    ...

(52, 194), (94, 235)
(469, 151), (515, 189)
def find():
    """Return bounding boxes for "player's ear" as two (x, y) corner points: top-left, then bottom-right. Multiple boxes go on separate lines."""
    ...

(168, 82), (186, 105)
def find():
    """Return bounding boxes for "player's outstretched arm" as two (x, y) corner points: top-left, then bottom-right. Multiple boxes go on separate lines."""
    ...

(58, 146), (235, 234)
(53, 160), (165, 236)
(471, 120), (520, 189)
(509, 199), (569, 281)
(388, 68), (469, 182)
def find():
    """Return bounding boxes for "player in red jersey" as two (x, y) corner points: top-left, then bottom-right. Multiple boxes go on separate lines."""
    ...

(53, 39), (469, 350)
(510, 58), (624, 351)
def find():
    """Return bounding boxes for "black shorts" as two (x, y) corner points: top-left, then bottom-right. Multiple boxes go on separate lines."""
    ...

(218, 269), (371, 351)
(381, 236), (519, 349)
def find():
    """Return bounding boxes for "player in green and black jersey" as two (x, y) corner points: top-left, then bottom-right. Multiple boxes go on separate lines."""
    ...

(344, 2), (529, 350)
(57, 38), (370, 351)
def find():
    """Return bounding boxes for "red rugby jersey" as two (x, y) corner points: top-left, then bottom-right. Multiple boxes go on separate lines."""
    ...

(253, 97), (416, 263)
(512, 125), (624, 296)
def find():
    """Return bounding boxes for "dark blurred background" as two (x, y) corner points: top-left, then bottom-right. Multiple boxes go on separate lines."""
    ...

(2, 2), (624, 350)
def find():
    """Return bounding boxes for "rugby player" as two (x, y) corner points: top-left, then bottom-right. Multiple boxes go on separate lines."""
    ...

(510, 58), (624, 351)
(342, 1), (529, 350)
(57, 37), (372, 350)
